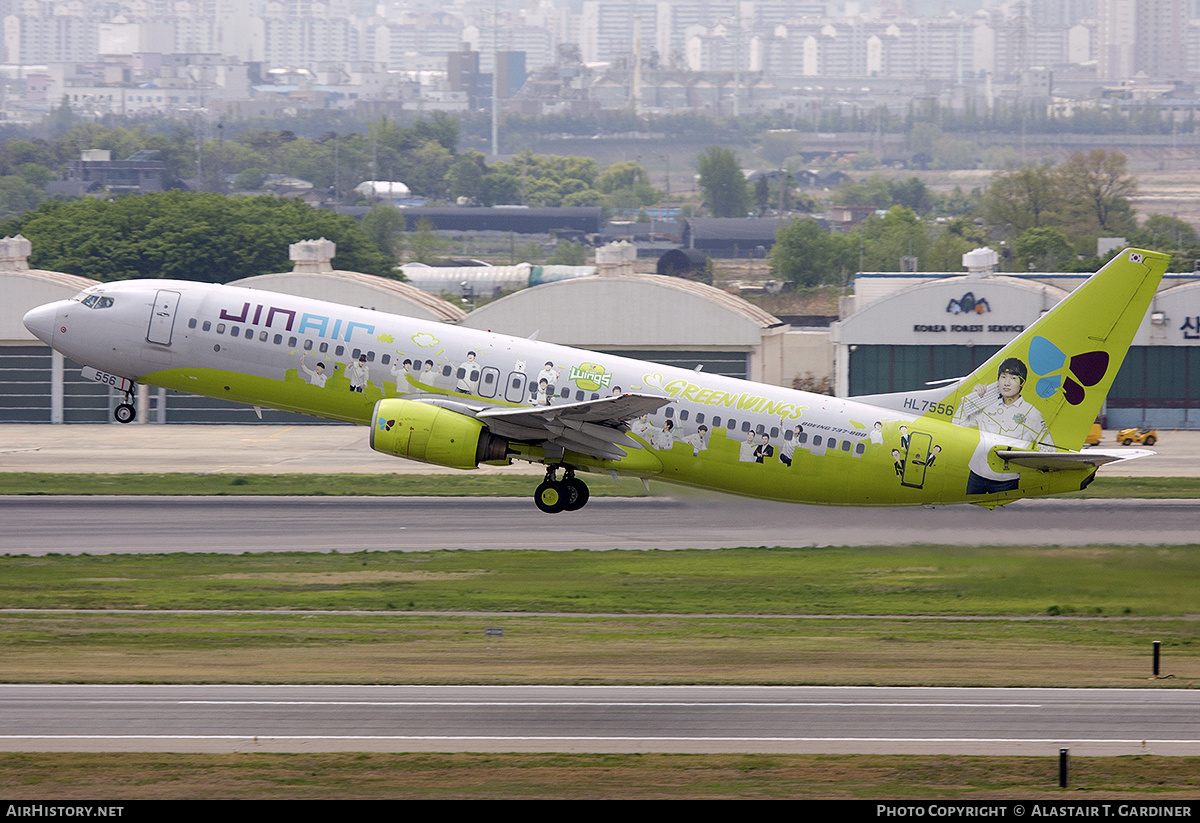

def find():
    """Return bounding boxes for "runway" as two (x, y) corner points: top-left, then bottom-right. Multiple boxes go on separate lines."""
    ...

(1, 684), (1196, 755)
(0, 495), (1198, 554)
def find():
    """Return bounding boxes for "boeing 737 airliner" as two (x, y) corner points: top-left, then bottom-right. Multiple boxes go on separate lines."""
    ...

(22, 249), (1166, 512)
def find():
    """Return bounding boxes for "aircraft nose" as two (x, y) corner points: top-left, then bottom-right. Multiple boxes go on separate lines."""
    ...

(22, 303), (57, 345)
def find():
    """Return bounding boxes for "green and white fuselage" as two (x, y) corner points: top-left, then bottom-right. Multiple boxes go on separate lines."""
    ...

(22, 248), (1167, 511)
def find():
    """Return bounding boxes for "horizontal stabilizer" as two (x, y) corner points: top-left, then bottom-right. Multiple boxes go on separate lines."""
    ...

(995, 448), (1154, 472)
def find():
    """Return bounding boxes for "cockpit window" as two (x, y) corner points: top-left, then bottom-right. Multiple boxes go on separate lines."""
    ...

(79, 294), (114, 309)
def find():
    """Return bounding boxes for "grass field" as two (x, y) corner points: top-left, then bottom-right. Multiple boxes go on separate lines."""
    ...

(0, 752), (1197, 799)
(0, 546), (1195, 687)
(3, 474), (1197, 797)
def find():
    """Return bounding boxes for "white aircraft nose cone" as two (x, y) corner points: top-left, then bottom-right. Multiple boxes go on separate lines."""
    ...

(22, 303), (56, 345)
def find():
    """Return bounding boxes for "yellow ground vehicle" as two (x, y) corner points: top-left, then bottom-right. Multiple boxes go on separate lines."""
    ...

(1118, 427), (1158, 446)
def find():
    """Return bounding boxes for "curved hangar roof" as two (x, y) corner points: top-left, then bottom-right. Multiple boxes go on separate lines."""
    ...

(838, 275), (1069, 347)
(3, 268), (97, 342)
(230, 270), (465, 324)
(460, 273), (780, 348)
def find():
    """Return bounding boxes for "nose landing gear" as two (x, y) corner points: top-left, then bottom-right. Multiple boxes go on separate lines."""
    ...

(114, 387), (137, 424)
(533, 464), (590, 513)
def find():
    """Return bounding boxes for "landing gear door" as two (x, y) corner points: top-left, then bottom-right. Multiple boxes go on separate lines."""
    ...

(147, 289), (181, 346)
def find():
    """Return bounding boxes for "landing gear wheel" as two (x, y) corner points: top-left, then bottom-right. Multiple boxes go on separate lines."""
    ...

(534, 480), (567, 514)
(563, 477), (590, 511)
(114, 402), (136, 424)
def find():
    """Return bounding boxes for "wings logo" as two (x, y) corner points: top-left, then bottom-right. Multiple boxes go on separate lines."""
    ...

(377, 417), (395, 432)
(1028, 336), (1109, 405)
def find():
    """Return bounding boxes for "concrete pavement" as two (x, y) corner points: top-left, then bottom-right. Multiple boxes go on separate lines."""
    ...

(0, 423), (1194, 476)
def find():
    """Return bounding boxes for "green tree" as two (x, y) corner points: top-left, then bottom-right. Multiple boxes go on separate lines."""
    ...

(407, 216), (446, 265)
(4, 192), (396, 282)
(859, 206), (931, 271)
(547, 240), (588, 266)
(361, 203), (406, 260)
(984, 163), (1062, 236)
(770, 218), (856, 287)
(696, 146), (751, 217)
(1012, 227), (1078, 271)
(1057, 149), (1138, 235)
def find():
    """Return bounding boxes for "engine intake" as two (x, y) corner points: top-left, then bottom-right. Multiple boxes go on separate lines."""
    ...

(369, 399), (509, 469)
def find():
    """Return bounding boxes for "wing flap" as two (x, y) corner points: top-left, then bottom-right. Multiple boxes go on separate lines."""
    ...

(996, 448), (1154, 472)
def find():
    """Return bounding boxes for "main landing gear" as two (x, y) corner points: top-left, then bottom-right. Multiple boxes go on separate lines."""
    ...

(533, 464), (590, 514)
(114, 387), (137, 424)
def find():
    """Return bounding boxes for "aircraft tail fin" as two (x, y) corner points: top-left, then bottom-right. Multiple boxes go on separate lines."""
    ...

(938, 249), (1169, 451)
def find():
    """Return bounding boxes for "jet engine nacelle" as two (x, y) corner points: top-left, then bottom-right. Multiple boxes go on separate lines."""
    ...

(369, 399), (509, 469)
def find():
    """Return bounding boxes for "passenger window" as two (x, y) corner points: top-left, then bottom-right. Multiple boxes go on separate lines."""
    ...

(216, 323), (226, 334)
(469, 369), (478, 380)
(770, 427), (779, 438)
(304, 340), (313, 351)
(559, 387), (569, 397)
(680, 410), (689, 421)
(742, 421), (751, 432)
(273, 334), (282, 344)
(381, 354), (391, 365)
(726, 418), (735, 430)
(352, 349), (361, 359)
(784, 429), (793, 440)
(696, 413), (704, 424)
(367, 351), (376, 362)
(457, 368), (466, 378)
(335, 345), (345, 356)
(851, 442), (860, 453)
(591, 393), (599, 400)
(288, 336), (297, 347)
(188, 318), (197, 329)
(799, 432), (808, 443)
(231, 326), (239, 336)
(245, 328), (253, 339)
(258, 331), (267, 341)
(576, 391), (584, 401)
(319, 342), (328, 353)
(512, 378), (522, 389)
(484, 373), (495, 385)
(712, 416), (721, 428)
(442, 365), (452, 376)
(665, 407), (674, 418)
(202, 321), (212, 332)
(814, 435), (823, 446)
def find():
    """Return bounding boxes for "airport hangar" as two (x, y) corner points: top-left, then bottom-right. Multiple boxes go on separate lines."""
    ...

(4, 234), (1200, 430)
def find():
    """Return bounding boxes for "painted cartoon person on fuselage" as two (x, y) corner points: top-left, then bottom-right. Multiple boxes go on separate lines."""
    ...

(953, 356), (1053, 495)
(738, 429), (757, 463)
(651, 418), (675, 450)
(300, 353), (328, 387)
(391, 358), (414, 392)
(456, 351), (479, 393)
(754, 433), (774, 463)
(779, 424), (802, 466)
(346, 354), (369, 393)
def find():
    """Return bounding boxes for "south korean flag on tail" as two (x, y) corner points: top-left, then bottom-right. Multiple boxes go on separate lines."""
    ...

(1129, 252), (1144, 263)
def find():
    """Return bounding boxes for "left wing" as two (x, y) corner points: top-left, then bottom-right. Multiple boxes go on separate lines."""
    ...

(995, 448), (1154, 472)
(477, 392), (671, 460)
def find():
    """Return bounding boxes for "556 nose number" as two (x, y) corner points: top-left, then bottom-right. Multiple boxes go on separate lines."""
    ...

(81, 367), (132, 393)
